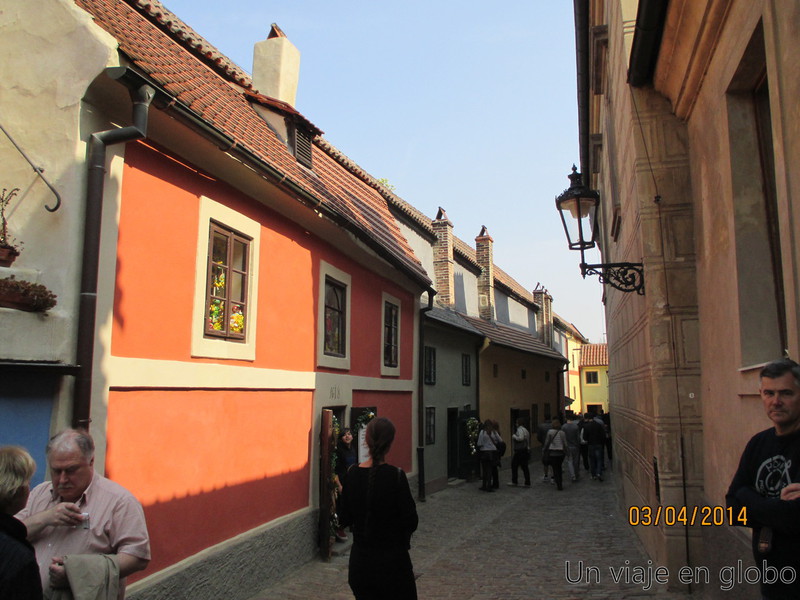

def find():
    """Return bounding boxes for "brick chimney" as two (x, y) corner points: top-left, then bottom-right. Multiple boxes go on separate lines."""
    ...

(252, 24), (300, 106)
(475, 226), (495, 320)
(533, 285), (553, 347)
(432, 208), (455, 307)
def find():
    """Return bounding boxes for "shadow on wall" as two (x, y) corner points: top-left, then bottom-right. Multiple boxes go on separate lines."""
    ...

(131, 469), (311, 580)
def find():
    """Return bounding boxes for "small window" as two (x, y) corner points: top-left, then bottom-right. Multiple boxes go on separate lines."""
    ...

(545, 371), (550, 382)
(461, 354), (471, 386)
(493, 364), (498, 378)
(424, 346), (436, 385)
(544, 403), (552, 421)
(205, 222), (251, 340)
(324, 277), (347, 357)
(425, 407), (436, 445)
(317, 262), (351, 370)
(381, 294), (401, 376)
(521, 369), (527, 380)
(585, 371), (599, 385)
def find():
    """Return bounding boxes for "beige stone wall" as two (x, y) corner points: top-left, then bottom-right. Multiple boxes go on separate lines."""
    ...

(477, 345), (561, 437)
(675, 0), (800, 504)
(0, 0), (117, 364)
(593, 0), (704, 583)
(593, 0), (800, 594)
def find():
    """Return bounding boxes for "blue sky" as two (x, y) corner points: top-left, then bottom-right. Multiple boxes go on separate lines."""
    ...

(161, 0), (607, 342)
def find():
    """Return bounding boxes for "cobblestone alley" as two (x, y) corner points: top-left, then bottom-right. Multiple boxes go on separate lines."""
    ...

(248, 458), (697, 600)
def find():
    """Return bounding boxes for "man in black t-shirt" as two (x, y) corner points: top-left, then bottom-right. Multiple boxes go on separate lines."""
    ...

(727, 358), (800, 600)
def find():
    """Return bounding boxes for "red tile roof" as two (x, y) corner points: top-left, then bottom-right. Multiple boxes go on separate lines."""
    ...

(75, 0), (430, 287)
(581, 343), (608, 367)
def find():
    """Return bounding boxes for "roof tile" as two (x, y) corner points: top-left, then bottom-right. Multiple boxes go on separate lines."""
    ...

(75, 0), (429, 286)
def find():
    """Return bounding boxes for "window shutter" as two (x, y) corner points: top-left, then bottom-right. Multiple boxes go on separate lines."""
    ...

(295, 126), (313, 168)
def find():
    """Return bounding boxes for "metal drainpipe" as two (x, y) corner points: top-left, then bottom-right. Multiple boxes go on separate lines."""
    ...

(416, 292), (435, 502)
(557, 367), (568, 418)
(72, 76), (155, 429)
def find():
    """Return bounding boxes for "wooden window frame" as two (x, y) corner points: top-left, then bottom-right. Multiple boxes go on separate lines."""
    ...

(205, 221), (251, 341)
(424, 346), (436, 385)
(461, 353), (471, 386)
(585, 370), (599, 385)
(191, 196), (260, 361)
(324, 277), (347, 357)
(425, 407), (436, 445)
(381, 293), (401, 376)
(317, 261), (351, 370)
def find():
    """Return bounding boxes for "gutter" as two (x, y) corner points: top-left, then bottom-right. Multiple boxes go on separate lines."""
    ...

(628, 0), (670, 87)
(73, 69), (155, 429)
(416, 291), (435, 502)
(573, 0), (592, 176)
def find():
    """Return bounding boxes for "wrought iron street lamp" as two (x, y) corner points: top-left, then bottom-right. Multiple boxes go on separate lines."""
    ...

(555, 166), (645, 295)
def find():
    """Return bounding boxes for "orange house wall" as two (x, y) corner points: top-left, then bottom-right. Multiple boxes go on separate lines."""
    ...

(106, 388), (312, 577)
(107, 142), (419, 579)
(114, 141), (416, 379)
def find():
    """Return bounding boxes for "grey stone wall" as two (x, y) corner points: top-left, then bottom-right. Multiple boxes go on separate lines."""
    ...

(128, 510), (318, 600)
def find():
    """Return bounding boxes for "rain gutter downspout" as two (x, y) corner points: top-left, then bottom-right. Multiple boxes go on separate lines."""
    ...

(72, 69), (155, 429)
(573, 0), (592, 176)
(628, 0), (670, 88)
(416, 291), (435, 502)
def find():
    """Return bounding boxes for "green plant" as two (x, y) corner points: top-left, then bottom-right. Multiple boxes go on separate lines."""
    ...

(353, 410), (375, 433)
(466, 417), (480, 455)
(376, 178), (396, 192)
(0, 276), (57, 311)
(0, 188), (21, 251)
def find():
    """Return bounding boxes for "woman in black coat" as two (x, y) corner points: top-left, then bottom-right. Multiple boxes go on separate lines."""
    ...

(338, 418), (418, 600)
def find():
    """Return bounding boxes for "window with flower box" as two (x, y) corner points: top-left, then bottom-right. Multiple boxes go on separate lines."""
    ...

(205, 222), (250, 340)
(192, 196), (260, 361)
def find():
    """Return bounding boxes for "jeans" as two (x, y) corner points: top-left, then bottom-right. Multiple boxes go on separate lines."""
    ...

(589, 444), (604, 479)
(511, 449), (530, 485)
(580, 443), (589, 470)
(548, 452), (565, 489)
(566, 445), (580, 480)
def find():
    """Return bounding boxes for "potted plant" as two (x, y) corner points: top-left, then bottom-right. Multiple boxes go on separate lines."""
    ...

(0, 275), (57, 312)
(0, 188), (21, 267)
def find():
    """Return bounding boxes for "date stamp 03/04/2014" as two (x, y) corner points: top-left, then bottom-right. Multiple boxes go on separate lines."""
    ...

(628, 505), (748, 527)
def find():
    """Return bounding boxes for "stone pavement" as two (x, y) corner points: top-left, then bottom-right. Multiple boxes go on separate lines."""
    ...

(248, 458), (693, 600)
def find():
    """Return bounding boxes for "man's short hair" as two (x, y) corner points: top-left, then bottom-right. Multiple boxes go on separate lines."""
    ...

(760, 358), (800, 387)
(46, 429), (95, 461)
(0, 446), (36, 509)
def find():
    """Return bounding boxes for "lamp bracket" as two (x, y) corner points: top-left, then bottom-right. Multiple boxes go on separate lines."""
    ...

(581, 262), (645, 295)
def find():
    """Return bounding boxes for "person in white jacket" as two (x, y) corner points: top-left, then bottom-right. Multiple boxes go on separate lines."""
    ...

(542, 420), (568, 490)
(509, 419), (530, 486)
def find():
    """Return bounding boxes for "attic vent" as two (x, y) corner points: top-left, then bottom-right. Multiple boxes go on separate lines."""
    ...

(295, 126), (313, 168)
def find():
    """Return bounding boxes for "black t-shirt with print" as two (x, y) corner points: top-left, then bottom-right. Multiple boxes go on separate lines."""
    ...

(727, 428), (800, 600)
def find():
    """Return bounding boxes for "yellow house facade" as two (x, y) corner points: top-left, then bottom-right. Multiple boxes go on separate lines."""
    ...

(579, 343), (608, 415)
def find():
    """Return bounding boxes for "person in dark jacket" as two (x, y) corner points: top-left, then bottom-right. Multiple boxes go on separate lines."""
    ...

(0, 445), (43, 600)
(333, 427), (357, 541)
(581, 413), (607, 481)
(339, 417), (418, 600)
(727, 358), (800, 600)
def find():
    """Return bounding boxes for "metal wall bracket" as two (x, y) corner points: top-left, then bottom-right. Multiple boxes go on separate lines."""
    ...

(0, 121), (62, 212)
(582, 262), (645, 295)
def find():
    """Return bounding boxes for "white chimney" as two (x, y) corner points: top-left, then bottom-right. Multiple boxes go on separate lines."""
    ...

(252, 24), (300, 107)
